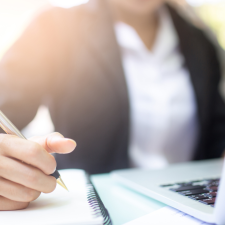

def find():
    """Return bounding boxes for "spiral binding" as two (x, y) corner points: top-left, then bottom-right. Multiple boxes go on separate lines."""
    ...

(86, 174), (112, 225)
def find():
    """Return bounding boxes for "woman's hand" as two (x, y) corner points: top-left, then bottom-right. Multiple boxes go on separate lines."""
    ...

(0, 132), (76, 210)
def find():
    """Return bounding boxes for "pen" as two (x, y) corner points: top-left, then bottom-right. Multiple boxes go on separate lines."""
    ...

(0, 110), (68, 191)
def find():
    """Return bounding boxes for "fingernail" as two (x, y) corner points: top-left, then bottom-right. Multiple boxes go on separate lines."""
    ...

(65, 139), (77, 151)
(52, 136), (64, 141)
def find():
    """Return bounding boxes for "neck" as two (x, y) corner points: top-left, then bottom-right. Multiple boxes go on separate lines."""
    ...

(109, 3), (160, 50)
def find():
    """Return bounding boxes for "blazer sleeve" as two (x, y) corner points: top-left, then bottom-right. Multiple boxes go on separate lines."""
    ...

(0, 7), (61, 130)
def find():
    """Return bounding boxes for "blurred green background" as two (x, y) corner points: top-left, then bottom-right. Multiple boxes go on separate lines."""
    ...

(196, 1), (225, 50)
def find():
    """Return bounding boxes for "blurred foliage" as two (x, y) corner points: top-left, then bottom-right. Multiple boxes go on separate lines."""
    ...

(195, 1), (225, 49)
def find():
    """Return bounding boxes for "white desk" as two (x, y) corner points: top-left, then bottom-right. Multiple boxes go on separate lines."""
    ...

(91, 174), (165, 225)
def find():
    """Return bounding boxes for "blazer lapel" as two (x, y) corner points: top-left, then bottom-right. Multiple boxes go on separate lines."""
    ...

(168, 5), (210, 124)
(168, 5), (216, 159)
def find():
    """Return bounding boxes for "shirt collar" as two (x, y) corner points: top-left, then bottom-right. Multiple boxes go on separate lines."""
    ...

(114, 7), (179, 61)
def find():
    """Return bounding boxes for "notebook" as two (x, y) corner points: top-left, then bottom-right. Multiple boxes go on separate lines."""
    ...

(0, 169), (111, 225)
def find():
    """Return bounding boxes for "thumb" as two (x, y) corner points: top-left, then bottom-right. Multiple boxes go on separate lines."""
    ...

(29, 132), (76, 154)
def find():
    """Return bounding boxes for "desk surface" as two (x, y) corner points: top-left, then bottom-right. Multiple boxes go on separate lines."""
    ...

(91, 174), (165, 225)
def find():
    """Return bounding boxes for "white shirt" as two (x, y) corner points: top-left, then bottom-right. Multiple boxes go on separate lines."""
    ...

(114, 9), (199, 169)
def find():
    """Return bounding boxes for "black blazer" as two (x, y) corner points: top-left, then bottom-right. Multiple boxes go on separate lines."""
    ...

(0, 0), (225, 174)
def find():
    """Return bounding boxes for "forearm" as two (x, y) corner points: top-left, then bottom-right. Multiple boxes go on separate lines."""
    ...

(0, 8), (57, 129)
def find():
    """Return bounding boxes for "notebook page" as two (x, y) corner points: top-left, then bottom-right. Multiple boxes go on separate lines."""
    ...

(0, 169), (103, 225)
(124, 206), (213, 225)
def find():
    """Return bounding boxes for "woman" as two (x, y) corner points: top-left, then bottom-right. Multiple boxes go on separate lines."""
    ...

(0, 0), (224, 210)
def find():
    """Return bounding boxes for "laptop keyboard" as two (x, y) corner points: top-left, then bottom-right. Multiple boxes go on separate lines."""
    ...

(160, 178), (220, 207)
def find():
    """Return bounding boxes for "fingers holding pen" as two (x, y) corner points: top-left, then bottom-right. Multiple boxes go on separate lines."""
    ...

(0, 155), (56, 193)
(0, 196), (29, 211)
(0, 177), (41, 202)
(0, 134), (56, 175)
(0, 134), (59, 211)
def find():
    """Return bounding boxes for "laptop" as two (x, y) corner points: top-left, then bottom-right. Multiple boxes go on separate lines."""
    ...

(111, 158), (225, 224)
